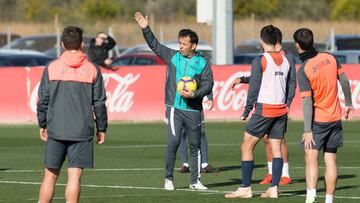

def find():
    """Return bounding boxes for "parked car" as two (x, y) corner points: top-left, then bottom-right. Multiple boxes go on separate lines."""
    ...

(2, 35), (91, 53)
(233, 53), (261, 64)
(121, 41), (212, 61)
(233, 52), (301, 65)
(328, 34), (360, 51)
(109, 53), (165, 67)
(331, 50), (360, 64)
(0, 33), (21, 47)
(234, 39), (326, 56)
(0, 49), (55, 67)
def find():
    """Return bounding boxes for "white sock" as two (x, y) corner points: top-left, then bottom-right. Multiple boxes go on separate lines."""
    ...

(325, 194), (333, 203)
(306, 188), (316, 200)
(282, 162), (290, 177)
(268, 162), (272, 174)
(201, 163), (208, 168)
(183, 163), (189, 167)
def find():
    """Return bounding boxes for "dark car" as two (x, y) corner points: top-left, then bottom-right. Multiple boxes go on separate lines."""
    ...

(109, 53), (165, 67)
(0, 33), (21, 47)
(2, 35), (91, 53)
(233, 52), (301, 64)
(233, 53), (261, 64)
(329, 35), (360, 51)
(0, 49), (55, 67)
(331, 50), (360, 64)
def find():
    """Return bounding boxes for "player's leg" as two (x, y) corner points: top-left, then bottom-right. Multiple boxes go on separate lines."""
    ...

(199, 111), (214, 173)
(268, 138), (283, 186)
(40, 138), (66, 202)
(184, 110), (205, 189)
(178, 128), (189, 173)
(164, 107), (183, 189)
(323, 150), (337, 203)
(260, 138), (282, 198)
(66, 139), (93, 202)
(322, 120), (343, 203)
(65, 168), (83, 203)
(279, 139), (292, 185)
(260, 114), (287, 198)
(305, 149), (319, 202)
(225, 132), (260, 198)
(259, 134), (273, 184)
(39, 168), (60, 203)
(225, 115), (268, 199)
(241, 131), (261, 183)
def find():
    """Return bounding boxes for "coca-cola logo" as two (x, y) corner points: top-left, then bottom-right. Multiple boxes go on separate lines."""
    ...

(103, 73), (140, 113)
(30, 73), (140, 113)
(206, 71), (250, 111)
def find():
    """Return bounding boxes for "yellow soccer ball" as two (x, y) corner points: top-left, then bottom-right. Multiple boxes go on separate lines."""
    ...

(177, 76), (197, 92)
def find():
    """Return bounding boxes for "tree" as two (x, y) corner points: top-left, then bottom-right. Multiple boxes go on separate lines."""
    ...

(331, 0), (360, 20)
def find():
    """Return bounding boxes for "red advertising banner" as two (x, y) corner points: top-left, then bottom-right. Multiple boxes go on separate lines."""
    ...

(0, 65), (358, 123)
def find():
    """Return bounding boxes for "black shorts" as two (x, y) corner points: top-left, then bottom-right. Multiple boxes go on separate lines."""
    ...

(45, 138), (94, 169)
(301, 120), (343, 151)
(245, 114), (287, 139)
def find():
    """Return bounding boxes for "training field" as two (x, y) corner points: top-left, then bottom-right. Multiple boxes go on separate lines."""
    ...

(0, 121), (359, 202)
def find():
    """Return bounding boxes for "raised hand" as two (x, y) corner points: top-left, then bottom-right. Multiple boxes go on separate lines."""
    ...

(134, 11), (149, 29)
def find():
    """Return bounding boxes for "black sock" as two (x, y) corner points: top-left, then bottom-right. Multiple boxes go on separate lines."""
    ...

(241, 160), (254, 187)
(271, 157), (283, 187)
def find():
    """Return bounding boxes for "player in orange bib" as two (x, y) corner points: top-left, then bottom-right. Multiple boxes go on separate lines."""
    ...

(294, 28), (354, 203)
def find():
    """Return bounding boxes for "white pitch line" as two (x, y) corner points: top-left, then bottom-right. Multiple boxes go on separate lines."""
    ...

(1, 166), (360, 173)
(26, 193), (186, 201)
(99, 140), (360, 149)
(0, 180), (359, 200)
(2, 140), (360, 149)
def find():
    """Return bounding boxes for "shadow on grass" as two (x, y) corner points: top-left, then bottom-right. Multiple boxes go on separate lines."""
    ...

(281, 184), (359, 195)
(217, 164), (266, 172)
(291, 174), (357, 184)
(197, 174), (357, 189)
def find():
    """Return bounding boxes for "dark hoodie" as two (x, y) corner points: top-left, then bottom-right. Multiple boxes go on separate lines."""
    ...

(87, 36), (116, 67)
(37, 51), (108, 141)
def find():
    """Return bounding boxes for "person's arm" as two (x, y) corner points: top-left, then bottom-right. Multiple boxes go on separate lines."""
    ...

(297, 63), (313, 132)
(135, 12), (176, 63)
(242, 58), (262, 119)
(336, 59), (354, 120)
(104, 35), (116, 51)
(193, 62), (214, 99)
(93, 67), (108, 134)
(37, 67), (50, 141)
(285, 52), (297, 108)
(231, 76), (250, 90)
(302, 96), (313, 133)
(207, 91), (213, 101)
(297, 63), (316, 149)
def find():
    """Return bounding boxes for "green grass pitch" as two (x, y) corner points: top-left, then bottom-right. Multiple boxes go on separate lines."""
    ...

(0, 121), (359, 202)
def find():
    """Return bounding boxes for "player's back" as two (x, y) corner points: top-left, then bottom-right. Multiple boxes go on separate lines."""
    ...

(300, 52), (342, 122)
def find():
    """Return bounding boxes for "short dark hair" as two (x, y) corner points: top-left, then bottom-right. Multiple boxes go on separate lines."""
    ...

(274, 26), (282, 44)
(260, 25), (277, 46)
(61, 26), (83, 50)
(293, 28), (314, 50)
(178, 29), (198, 45)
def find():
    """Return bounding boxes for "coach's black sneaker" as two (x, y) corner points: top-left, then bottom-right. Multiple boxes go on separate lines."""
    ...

(201, 165), (216, 173)
(178, 165), (190, 173)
